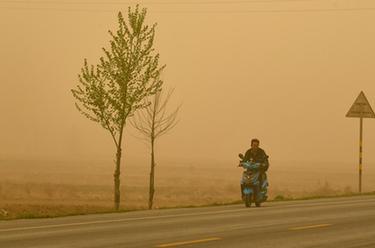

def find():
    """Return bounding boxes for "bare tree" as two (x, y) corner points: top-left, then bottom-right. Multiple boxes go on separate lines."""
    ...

(131, 89), (180, 209)
(71, 6), (165, 210)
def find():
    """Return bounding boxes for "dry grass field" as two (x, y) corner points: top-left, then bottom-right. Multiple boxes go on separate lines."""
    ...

(1, 158), (375, 219)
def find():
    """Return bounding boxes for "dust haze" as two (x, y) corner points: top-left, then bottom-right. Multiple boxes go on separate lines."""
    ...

(1, 1), (375, 213)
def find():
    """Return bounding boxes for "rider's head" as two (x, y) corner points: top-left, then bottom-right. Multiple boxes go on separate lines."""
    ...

(251, 138), (260, 149)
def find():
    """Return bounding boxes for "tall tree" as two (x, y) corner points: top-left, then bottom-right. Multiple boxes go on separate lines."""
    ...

(131, 89), (180, 209)
(71, 6), (165, 210)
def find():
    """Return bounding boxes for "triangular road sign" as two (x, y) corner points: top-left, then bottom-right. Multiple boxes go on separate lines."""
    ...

(346, 91), (375, 118)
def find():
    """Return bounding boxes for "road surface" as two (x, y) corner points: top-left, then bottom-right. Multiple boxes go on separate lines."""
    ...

(1, 195), (375, 248)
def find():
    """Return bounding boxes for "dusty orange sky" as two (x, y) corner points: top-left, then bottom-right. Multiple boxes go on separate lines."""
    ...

(1, 0), (375, 166)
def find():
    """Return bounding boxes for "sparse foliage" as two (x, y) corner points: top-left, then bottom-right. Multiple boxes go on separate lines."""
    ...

(71, 5), (165, 210)
(131, 88), (180, 209)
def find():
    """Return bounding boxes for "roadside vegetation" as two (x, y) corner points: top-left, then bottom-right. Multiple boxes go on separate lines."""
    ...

(1, 190), (374, 220)
(71, 5), (168, 210)
(1, 173), (374, 220)
(1, 159), (375, 220)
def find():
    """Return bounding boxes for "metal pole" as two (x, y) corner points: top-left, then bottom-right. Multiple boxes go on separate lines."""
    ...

(359, 117), (363, 193)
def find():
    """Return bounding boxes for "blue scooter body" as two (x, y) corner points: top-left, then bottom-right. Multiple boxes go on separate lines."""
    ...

(240, 161), (268, 205)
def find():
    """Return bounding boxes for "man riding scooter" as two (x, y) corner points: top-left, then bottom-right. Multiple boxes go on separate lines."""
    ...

(240, 138), (269, 204)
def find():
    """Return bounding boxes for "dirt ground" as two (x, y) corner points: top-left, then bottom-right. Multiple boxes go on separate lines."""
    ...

(1, 158), (374, 218)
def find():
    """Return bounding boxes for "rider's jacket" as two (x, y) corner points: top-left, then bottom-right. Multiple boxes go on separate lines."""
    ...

(244, 148), (269, 171)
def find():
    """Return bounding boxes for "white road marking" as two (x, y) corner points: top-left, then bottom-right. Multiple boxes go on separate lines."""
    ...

(0, 208), (247, 233)
(289, 224), (332, 231)
(1, 196), (372, 233)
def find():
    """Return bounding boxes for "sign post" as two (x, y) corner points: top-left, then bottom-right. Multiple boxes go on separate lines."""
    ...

(359, 116), (363, 193)
(346, 91), (375, 193)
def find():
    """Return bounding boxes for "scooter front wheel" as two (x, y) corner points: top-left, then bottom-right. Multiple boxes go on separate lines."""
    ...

(244, 194), (252, 208)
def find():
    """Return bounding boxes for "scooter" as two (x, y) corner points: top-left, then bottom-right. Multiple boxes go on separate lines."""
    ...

(238, 153), (268, 207)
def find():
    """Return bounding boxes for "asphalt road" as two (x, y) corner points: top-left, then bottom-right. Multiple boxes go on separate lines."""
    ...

(1, 195), (375, 248)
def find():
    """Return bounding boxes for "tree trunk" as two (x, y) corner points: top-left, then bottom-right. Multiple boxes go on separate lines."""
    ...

(113, 123), (125, 211)
(148, 138), (155, 209)
(114, 145), (122, 211)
